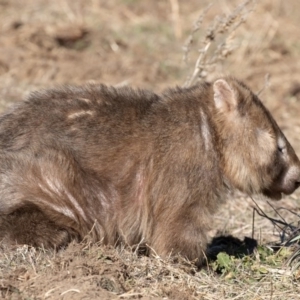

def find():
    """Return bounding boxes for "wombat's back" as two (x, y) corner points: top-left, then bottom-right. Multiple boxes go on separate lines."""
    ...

(0, 85), (152, 243)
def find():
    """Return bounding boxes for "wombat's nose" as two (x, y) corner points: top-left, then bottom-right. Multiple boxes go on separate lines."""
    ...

(295, 181), (300, 190)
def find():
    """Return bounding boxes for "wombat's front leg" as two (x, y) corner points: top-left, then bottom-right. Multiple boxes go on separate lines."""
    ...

(151, 218), (210, 265)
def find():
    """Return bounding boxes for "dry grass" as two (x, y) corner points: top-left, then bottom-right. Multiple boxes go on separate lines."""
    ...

(183, 0), (255, 87)
(1, 239), (300, 299)
(1, 0), (300, 299)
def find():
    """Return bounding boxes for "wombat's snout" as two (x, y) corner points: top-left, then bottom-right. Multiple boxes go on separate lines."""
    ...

(284, 165), (300, 194)
(272, 164), (300, 198)
(295, 181), (300, 190)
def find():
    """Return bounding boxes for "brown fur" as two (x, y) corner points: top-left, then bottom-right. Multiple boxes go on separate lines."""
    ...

(0, 77), (299, 265)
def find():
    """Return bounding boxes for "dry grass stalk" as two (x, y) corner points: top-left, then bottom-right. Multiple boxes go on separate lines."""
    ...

(257, 73), (271, 96)
(183, 0), (255, 87)
(169, 0), (182, 40)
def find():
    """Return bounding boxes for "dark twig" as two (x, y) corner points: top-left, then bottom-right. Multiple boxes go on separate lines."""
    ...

(267, 200), (289, 227)
(250, 196), (298, 244)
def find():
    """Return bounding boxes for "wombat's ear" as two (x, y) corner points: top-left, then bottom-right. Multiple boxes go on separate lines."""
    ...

(213, 79), (237, 113)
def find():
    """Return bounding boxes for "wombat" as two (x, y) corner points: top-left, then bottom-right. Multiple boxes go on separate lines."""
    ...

(0, 77), (299, 265)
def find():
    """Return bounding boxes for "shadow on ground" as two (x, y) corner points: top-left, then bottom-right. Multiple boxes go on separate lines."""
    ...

(206, 234), (258, 260)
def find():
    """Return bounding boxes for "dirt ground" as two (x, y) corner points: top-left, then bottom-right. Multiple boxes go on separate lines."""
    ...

(1, 0), (300, 299)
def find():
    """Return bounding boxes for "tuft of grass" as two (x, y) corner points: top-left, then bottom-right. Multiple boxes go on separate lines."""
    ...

(183, 0), (255, 87)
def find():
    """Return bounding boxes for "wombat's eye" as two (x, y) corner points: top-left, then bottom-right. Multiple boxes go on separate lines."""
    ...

(277, 137), (287, 155)
(278, 146), (286, 154)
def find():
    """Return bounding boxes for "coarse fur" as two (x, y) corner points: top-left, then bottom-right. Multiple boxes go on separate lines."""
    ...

(0, 77), (299, 265)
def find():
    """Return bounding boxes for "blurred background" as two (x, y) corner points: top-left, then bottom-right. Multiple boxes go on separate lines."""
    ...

(1, 2), (300, 298)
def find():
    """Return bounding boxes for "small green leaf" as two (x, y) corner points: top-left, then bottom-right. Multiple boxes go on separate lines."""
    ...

(277, 247), (292, 258)
(251, 264), (269, 274)
(217, 252), (232, 270)
(258, 266), (269, 274)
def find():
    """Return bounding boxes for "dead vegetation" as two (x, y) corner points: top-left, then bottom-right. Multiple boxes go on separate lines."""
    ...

(0, 237), (300, 299)
(1, 0), (300, 299)
(183, 0), (255, 87)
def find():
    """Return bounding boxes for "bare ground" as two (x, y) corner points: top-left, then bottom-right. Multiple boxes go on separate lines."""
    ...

(1, 0), (300, 299)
